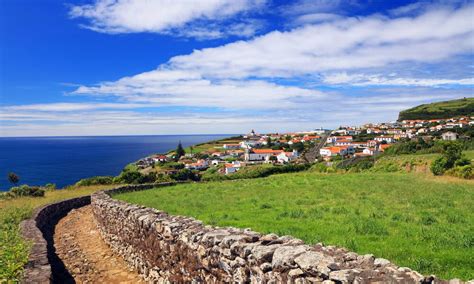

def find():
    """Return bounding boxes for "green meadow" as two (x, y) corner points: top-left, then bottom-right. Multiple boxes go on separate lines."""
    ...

(116, 171), (474, 280)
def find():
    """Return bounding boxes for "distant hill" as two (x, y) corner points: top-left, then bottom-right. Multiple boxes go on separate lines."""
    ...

(398, 97), (474, 121)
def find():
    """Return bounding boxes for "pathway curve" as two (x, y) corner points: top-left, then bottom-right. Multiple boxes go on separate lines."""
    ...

(54, 205), (144, 284)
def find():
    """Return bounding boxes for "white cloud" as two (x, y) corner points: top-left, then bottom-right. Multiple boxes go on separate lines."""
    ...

(72, 69), (325, 109)
(69, 0), (265, 38)
(3, 102), (151, 112)
(323, 73), (474, 86)
(167, 4), (473, 78)
(292, 13), (342, 25)
(3, 2), (473, 136)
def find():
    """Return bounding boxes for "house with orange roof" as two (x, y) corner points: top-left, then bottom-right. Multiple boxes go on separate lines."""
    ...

(378, 144), (392, 152)
(319, 146), (355, 158)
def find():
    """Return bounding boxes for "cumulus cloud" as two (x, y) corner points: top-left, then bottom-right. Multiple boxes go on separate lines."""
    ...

(168, 4), (474, 78)
(69, 0), (265, 38)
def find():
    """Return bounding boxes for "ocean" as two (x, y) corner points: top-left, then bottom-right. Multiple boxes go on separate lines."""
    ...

(0, 135), (231, 191)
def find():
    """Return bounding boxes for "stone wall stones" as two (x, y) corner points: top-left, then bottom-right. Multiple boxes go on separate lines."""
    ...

(92, 184), (457, 283)
(20, 195), (90, 283)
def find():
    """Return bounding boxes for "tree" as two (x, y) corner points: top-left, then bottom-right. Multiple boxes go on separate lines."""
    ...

(266, 136), (273, 147)
(291, 142), (305, 153)
(8, 172), (19, 186)
(442, 142), (463, 168)
(175, 141), (185, 161)
(190, 145), (194, 155)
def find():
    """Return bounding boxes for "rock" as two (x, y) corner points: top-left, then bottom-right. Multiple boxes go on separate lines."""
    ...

(374, 258), (391, 267)
(260, 262), (273, 272)
(398, 267), (411, 272)
(288, 268), (305, 277)
(329, 269), (360, 283)
(357, 254), (375, 267)
(294, 251), (336, 276)
(272, 245), (309, 269)
(252, 244), (280, 262)
(448, 279), (463, 284)
(327, 262), (340, 271)
(406, 270), (424, 283)
(344, 252), (358, 261)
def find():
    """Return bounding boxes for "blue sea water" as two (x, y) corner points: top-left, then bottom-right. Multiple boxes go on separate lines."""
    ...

(0, 135), (231, 191)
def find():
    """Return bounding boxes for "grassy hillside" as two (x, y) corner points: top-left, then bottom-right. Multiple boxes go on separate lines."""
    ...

(116, 171), (474, 280)
(398, 97), (474, 120)
(0, 185), (115, 281)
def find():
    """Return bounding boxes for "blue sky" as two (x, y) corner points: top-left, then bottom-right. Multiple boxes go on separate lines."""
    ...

(0, 0), (473, 136)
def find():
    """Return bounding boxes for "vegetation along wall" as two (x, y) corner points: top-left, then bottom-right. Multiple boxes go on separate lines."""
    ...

(91, 184), (449, 283)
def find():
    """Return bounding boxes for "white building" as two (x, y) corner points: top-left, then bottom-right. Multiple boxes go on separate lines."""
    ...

(441, 131), (458, 141)
(374, 135), (394, 143)
(276, 150), (299, 164)
(225, 161), (242, 174)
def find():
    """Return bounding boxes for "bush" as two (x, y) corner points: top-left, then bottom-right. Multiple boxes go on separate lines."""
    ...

(445, 165), (473, 179)
(75, 176), (114, 186)
(9, 185), (45, 197)
(431, 157), (448, 176)
(201, 164), (310, 181)
(44, 183), (56, 190)
(161, 162), (184, 170)
(170, 169), (200, 181)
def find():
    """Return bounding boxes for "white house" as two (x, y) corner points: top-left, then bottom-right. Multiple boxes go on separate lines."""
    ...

(374, 135), (394, 143)
(441, 131), (458, 141)
(276, 150), (299, 164)
(225, 161), (242, 174)
(240, 140), (261, 149)
(185, 159), (209, 170)
(362, 148), (375, 155)
(320, 146), (354, 157)
(244, 149), (283, 162)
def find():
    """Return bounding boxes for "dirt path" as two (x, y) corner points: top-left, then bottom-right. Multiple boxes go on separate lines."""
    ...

(54, 205), (145, 284)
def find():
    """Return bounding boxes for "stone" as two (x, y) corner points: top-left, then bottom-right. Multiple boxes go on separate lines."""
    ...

(329, 269), (360, 283)
(288, 268), (305, 278)
(272, 245), (309, 269)
(260, 262), (272, 273)
(294, 251), (335, 276)
(344, 252), (358, 261)
(251, 244), (280, 262)
(448, 279), (463, 284)
(373, 258), (391, 267)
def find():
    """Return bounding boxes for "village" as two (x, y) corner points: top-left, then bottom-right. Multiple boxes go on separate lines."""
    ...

(136, 116), (474, 176)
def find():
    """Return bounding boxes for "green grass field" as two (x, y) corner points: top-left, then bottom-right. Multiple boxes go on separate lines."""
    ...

(116, 172), (474, 280)
(0, 185), (114, 281)
(398, 97), (474, 120)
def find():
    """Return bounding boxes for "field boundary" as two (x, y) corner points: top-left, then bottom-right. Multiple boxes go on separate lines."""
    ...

(20, 195), (90, 283)
(92, 184), (446, 283)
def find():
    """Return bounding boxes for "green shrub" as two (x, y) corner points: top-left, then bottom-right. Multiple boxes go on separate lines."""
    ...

(311, 163), (331, 173)
(75, 176), (114, 186)
(161, 162), (185, 170)
(44, 183), (56, 190)
(445, 165), (473, 179)
(431, 157), (448, 176)
(201, 164), (310, 181)
(9, 185), (45, 197)
(170, 169), (200, 181)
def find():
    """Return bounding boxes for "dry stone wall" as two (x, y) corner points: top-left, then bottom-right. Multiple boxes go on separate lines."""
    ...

(20, 195), (90, 283)
(92, 184), (462, 284)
